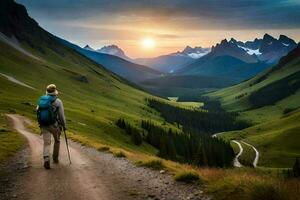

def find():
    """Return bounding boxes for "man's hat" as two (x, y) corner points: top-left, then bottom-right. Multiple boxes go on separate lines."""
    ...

(46, 84), (58, 95)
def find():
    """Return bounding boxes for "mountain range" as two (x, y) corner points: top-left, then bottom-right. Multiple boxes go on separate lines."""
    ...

(0, 0), (300, 199)
(60, 40), (161, 83)
(134, 46), (210, 73)
(70, 34), (297, 90)
(176, 34), (297, 81)
(229, 34), (297, 64)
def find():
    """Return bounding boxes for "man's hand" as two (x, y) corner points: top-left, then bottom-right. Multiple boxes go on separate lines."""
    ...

(63, 126), (67, 132)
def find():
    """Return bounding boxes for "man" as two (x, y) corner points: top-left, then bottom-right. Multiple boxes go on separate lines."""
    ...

(37, 84), (66, 169)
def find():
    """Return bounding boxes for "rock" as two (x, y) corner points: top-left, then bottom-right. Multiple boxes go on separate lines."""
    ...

(159, 170), (165, 174)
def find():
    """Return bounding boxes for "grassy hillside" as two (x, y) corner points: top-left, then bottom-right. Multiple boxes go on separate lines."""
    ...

(209, 45), (300, 123)
(0, 38), (167, 153)
(208, 44), (300, 167)
(178, 55), (268, 80)
(140, 74), (238, 97)
(0, 0), (180, 158)
(220, 109), (300, 167)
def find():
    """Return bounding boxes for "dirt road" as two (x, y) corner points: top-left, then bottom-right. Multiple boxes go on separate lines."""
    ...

(231, 140), (243, 168)
(1, 114), (207, 200)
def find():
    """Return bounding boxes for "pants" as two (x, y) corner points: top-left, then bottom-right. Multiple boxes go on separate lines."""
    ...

(41, 125), (61, 161)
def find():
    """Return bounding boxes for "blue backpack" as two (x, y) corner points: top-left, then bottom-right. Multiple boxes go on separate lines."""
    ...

(37, 95), (57, 126)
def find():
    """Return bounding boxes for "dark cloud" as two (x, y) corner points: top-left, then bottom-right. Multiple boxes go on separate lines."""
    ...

(17, 0), (300, 29)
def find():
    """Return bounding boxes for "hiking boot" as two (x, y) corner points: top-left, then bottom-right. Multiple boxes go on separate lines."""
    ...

(44, 161), (50, 169)
(53, 157), (59, 164)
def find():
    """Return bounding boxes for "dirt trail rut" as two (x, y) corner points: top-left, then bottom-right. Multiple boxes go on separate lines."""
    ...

(232, 140), (243, 168)
(2, 114), (208, 200)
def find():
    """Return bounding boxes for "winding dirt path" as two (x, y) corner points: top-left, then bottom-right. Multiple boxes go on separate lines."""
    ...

(213, 133), (259, 168)
(0, 73), (36, 90)
(2, 114), (208, 200)
(231, 140), (243, 168)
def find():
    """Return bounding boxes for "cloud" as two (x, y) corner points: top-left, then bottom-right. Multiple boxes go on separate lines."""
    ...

(15, 0), (300, 58)
(17, 0), (300, 29)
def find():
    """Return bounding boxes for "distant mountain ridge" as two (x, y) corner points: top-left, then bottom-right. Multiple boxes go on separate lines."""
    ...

(83, 44), (131, 61)
(135, 46), (210, 73)
(175, 46), (210, 59)
(97, 45), (131, 61)
(176, 34), (297, 81)
(60, 40), (161, 83)
(230, 34), (297, 64)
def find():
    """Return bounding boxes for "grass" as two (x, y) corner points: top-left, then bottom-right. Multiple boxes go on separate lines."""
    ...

(204, 168), (300, 200)
(206, 54), (300, 168)
(0, 114), (25, 163)
(239, 142), (256, 167)
(167, 100), (204, 110)
(220, 110), (300, 168)
(0, 37), (179, 157)
(1, 13), (299, 200)
(174, 171), (200, 183)
(136, 159), (165, 170)
(208, 57), (300, 124)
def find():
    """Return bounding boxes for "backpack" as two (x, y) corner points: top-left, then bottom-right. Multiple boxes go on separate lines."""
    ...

(37, 95), (57, 126)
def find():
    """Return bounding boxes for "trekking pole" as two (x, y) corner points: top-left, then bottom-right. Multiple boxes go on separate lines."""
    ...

(63, 129), (72, 164)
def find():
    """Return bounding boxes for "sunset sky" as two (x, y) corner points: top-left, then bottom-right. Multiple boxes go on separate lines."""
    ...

(17, 0), (300, 58)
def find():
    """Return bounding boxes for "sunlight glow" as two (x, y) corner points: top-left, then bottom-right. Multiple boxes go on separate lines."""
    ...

(141, 38), (156, 49)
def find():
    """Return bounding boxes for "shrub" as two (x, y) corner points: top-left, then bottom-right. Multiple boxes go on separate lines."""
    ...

(249, 183), (286, 200)
(8, 109), (16, 114)
(97, 146), (110, 152)
(137, 159), (165, 170)
(283, 108), (296, 115)
(174, 171), (200, 183)
(113, 151), (126, 158)
(0, 128), (8, 132)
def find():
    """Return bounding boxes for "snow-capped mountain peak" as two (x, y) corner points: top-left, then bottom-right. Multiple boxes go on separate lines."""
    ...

(238, 45), (262, 56)
(97, 45), (131, 60)
(180, 46), (210, 59)
(230, 34), (297, 64)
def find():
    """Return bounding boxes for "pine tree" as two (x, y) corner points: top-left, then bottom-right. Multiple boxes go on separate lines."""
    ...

(293, 158), (300, 177)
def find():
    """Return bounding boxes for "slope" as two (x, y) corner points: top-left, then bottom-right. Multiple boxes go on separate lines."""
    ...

(0, 0), (169, 155)
(177, 55), (269, 81)
(220, 109), (300, 167)
(209, 44), (300, 123)
(135, 54), (194, 73)
(140, 75), (239, 97)
(208, 44), (300, 167)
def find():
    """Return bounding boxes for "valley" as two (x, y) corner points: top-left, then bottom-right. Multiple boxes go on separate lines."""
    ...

(0, 0), (300, 200)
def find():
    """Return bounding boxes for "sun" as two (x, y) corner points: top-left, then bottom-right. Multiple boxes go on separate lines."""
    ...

(141, 38), (156, 49)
